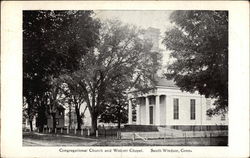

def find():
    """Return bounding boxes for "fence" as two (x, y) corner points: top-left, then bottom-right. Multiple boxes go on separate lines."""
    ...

(28, 127), (122, 139)
(120, 130), (228, 140)
(24, 126), (228, 141)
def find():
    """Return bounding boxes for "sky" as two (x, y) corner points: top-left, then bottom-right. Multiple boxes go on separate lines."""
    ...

(94, 10), (173, 68)
(94, 10), (173, 34)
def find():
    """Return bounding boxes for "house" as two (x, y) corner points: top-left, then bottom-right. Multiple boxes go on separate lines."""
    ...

(46, 105), (65, 128)
(127, 77), (228, 129)
(22, 116), (37, 131)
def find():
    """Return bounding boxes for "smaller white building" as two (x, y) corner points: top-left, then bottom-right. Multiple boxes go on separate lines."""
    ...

(64, 104), (92, 129)
(127, 78), (228, 127)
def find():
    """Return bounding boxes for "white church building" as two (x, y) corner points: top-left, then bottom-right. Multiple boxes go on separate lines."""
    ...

(125, 27), (228, 128)
(127, 78), (228, 127)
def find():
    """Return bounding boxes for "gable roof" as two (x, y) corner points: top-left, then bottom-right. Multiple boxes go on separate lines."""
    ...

(127, 76), (179, 94)
(155, 76), (178, 88)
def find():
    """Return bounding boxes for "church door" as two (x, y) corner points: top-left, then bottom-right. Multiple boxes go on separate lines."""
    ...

(149, 106), (153, 125)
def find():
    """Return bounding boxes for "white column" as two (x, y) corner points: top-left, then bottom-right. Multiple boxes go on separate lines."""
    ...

(136, 104), (140, 125)
(128, 99), (132, 124)
(165, 96), (168, 125)
(145, 96), (150, 125)
(165, 95), (171, 125)
(155, 95), (160, 125)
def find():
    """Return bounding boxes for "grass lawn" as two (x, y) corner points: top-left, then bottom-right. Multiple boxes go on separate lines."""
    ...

(23, 132), (228, 146)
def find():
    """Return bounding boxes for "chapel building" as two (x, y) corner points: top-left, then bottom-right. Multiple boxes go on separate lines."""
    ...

(127, 77), (228, 128)
(127, 27), (228, 128)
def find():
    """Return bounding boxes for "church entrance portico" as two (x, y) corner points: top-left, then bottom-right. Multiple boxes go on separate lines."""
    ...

(128, 94), (165, 126)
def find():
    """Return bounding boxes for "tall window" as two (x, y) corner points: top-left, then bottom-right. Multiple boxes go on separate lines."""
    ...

(206, 99), (212, 120)
(173, 98), (179, 120)
(190, 99), (196, 120)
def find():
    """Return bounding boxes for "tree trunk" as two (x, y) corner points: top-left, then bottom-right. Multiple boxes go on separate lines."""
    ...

(117, 111), (121, 129)
(117, 104), (121, 129)
(52, 113), (56, 132)
(27, 98), (33, 132)
(29, 120), (33, 132)
(91, 113), (98, 135)
(75, 106), (82, 130)
(118, 120), (121, 129)
(37, 102), (46, 132)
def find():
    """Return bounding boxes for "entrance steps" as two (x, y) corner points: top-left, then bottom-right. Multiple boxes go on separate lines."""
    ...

(121, 125), (183, 139)
(123, 125), (158, 132)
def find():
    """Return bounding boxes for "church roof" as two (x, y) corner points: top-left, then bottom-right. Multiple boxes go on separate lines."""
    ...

(127, 77), (179, 94)
(155, 77), (178, 88)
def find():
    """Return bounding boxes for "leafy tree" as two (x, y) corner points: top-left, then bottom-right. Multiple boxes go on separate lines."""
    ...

(59, 76), (86, 130)
(61, 20), (161, 134)
(99, 79), (129, 128)
(23, 10), (100, 131)
(99, 98), (128, 129)
(163, 11), (228, 115)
